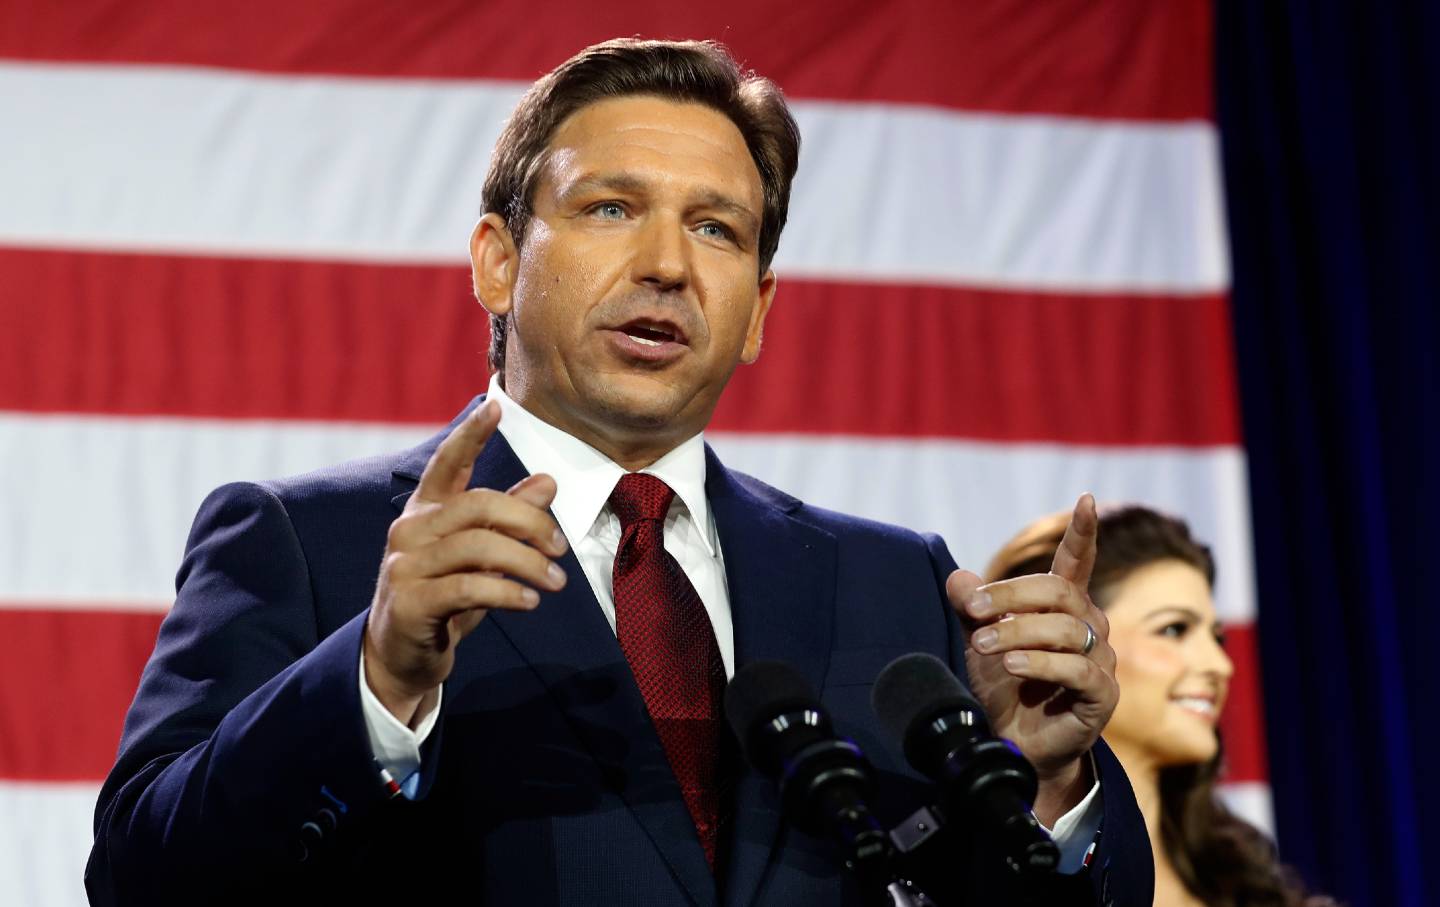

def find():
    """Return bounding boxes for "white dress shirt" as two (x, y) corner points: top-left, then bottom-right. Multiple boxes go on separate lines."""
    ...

(359, 375), (1100, 854)
(359, 374), (731, 789)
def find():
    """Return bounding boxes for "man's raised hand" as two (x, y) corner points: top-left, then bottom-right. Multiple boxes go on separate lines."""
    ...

(363, 400), (569, 725)
(945, 493), (1119, 825)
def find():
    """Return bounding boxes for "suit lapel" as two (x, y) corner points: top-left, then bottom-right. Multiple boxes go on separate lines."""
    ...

(391, 399), (717, 907)
(706, 447), (838, 907)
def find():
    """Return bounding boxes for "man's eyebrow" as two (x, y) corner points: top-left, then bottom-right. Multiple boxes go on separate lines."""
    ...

(556, 172), (650, 201)
(692, 189), (760, 233)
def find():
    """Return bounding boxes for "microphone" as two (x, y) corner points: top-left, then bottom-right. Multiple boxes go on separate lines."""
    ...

(725, 661), (893, 896)
(871, 653), (1059, 876)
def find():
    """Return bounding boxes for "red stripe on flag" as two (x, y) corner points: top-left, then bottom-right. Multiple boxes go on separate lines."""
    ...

(724, 282), (1240, 446)
(0, 604), (1265, 783)
(0, 0), (1212, 121)
(0, 247), (486, 429)
(1217, 622), (1268, 784)
(0, 247), (1240, 445)
(0, 608), (164, 781)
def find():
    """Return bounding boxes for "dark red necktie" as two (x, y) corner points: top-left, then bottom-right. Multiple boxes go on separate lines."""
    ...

(609, 473), (727, 869)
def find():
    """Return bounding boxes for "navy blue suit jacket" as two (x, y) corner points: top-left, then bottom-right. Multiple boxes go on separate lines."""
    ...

(86, 398), (1152, 906)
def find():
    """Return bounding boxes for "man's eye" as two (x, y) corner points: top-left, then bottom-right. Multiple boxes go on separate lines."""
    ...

(591, 203), (626, 219)
(697, 222), (733, 241)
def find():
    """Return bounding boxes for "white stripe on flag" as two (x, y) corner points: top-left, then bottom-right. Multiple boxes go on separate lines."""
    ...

(708, 432), (1257, 623)
(0, 62), (1226, 292)
(1216, 781), (1276, 841)
(0, 780), (98, 907)
(0, 413), (431, 607)
(1, 414), (1254, 622)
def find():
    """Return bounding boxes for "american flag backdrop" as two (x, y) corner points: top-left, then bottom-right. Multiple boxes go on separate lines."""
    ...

(0, 2), (1266, 903)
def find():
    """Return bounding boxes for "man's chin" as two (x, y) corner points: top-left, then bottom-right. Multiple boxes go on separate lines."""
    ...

(583, 374), (705, 434)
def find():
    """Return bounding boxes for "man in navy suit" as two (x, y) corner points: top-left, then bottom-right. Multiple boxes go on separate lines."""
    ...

(87, 38), (1150, 905)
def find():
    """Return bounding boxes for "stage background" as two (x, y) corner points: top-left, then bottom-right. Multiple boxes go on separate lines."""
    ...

(1217, 2), (1435, 905)
(1, 2), (1266, 904)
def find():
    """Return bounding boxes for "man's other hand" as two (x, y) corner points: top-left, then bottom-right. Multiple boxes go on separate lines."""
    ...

(364, 400), (570, 725)
(945, 493), (1119, 825)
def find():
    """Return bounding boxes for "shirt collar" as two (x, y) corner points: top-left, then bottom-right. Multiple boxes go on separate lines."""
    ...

(486, 374), (714, 555)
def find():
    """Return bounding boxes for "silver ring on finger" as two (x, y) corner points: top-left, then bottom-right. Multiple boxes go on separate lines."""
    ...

(1080, 620), (1097, 656)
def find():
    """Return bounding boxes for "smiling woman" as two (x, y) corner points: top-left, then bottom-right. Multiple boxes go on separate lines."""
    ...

(987, 506), (1336, 907)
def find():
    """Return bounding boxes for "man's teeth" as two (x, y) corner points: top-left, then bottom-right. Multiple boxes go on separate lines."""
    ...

(627, 333), (662, 347)
(1173, 697), (1216, 715)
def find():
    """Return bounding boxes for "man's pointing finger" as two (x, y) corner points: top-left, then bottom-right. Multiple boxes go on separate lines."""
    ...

(416, 400), (500, 502)
(1050, 492), (1098, 592)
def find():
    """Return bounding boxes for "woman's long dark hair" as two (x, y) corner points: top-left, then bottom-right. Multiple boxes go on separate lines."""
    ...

(1160, 758), (1334, 906)
(987, 505), (1336, 906)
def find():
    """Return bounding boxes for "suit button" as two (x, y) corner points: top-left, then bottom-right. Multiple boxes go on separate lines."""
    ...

(294, 819), (325, 864)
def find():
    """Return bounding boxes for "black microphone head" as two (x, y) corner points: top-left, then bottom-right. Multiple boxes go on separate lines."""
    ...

(874, 654), (1051, 873)
(725, 661), (823, 767)
(871, 653), (985, 756)
(727, 664), (886, 858)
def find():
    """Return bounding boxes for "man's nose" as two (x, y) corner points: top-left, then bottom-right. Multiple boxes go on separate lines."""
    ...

(631, 214), (689, 292)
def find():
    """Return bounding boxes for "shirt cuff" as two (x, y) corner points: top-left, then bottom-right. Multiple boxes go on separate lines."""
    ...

(359, 651), (442, 797)
(1037, 752), (1104, 874)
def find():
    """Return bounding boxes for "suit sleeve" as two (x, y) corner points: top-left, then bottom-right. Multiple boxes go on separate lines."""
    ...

(84, 481), (440, 905)
(920, 532), (1155, 907)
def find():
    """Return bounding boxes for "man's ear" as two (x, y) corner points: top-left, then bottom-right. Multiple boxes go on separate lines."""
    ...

(740, 269), (778, 364)
(470, 213), (519, 316)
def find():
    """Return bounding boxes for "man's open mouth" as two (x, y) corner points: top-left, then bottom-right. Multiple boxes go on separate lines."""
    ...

(617, 319), (686, 347)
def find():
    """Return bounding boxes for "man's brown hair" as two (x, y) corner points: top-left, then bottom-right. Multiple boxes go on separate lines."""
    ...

(479, 37), (801, 373)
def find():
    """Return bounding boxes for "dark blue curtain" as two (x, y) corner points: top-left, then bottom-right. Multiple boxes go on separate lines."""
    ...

(1216, 2), (1438, 906)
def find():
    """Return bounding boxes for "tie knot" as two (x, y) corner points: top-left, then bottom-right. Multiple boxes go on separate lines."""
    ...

(609, 473), (676, 530)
